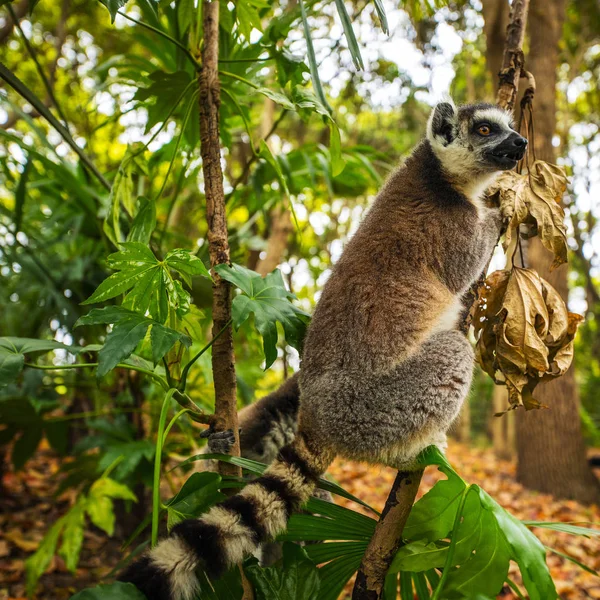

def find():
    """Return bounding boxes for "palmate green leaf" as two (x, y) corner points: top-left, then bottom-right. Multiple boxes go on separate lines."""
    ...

(98, 0), (131, 22)
(58, 499), (86, 573)
(235, 0), (267, 40)
(86, 477), (137, 536)
(165, 248), (211, 285)
(85, 243), (208, 323)
(316, 552), (363, 600)
(70, 582), (147, 600)
(214, 264), (310, 369)
(127, 196), (156, 244)
(82, 264), (157, 305)
(75, 307), (190, 375)
(134, 70), (196, 133)
(245, 543), (320, 600)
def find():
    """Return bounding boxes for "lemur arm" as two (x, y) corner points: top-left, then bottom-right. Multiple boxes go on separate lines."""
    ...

(204, 372), (300, 464)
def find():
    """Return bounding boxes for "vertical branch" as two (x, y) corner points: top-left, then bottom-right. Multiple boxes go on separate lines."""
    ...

(198, 0), (241, 479)
(496, 0), (530, 110)
(352, 4), (531, 599)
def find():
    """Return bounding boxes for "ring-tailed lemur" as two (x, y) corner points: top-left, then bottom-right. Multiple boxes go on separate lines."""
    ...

(121, 101), (527, 600)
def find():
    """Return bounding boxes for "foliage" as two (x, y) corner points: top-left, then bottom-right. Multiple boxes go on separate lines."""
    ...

(0, 0), (598, 598)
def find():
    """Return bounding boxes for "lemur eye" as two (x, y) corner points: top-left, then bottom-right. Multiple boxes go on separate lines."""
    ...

(477, 124), (492, 136)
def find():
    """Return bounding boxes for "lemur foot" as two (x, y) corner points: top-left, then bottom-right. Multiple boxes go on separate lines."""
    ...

(202, 428), (236, 454)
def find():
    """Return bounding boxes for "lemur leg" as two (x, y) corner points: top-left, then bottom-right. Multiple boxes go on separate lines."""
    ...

(305, 330), (473, 470)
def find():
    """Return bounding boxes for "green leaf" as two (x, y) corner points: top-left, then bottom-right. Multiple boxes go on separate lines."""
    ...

(214, 264), (310, 369)
(166, 472), (225, 516)
(245, 543), (320, 600)
(104, 147), (141, 245)
(523, 521), (600, 537)
(298, 0), (332, 114)
(106, 242), (158, 269)
(25, 516), (65, 596)
(58, 500), (86, 572)
(127, 196), (156, 244)
(0, 350), (24, 387)
(70, 582), (147, 599)
(97, 440), (155, 480)
(86, 477), (137, 536)
(480, 489), (557, 600)
(546, 545), (599, 576)
(134, 71), (195, 133)
(75, 307), (189, 375)
(372, 0), (389, 34)
(98, 0), (131, 22)
(86, 494), (115, 536)
(82, 264), (156, 304)
(304, 541), (367, 564)
(99, 316), (151, 377)
(333, 0), (364, 69)
(389, 540), (448, 573)
(403, 468), (466, 542)
(254, 87), (295, 110)
(442, 489), (511, 598)
(236, 1), (264, 40)
(316, 552), (362, 600)
(329, 122), (345, 177)
(165, 248), (211, 284)
(14, 155), (31, 233)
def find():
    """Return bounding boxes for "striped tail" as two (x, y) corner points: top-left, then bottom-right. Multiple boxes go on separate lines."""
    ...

(120, 432), (332, 600)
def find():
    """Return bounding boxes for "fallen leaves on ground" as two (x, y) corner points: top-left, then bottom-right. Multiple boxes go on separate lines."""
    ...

(1, 441), (598, 599)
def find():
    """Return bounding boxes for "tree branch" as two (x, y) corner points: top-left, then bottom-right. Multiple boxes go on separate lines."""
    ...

(198, 0), (241, 479)
(352, 3), (531, 598)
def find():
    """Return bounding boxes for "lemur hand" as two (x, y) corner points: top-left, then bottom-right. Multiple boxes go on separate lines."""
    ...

(201, 427), (237, 455)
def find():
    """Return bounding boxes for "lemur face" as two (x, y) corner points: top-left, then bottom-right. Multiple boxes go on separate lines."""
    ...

(427, 101), (528, 174)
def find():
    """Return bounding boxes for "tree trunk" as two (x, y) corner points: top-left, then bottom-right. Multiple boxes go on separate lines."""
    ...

(199, 0), (241, 479)
(515, 0), (600, 504)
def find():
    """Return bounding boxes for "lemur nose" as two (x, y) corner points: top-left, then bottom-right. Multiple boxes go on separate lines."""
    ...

(513, 136), (527, 147)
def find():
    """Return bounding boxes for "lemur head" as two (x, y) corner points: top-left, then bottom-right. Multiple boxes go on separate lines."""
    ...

(426, 100), (527, 194)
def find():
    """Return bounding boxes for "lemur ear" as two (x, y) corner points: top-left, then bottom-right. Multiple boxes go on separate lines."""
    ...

(427, 101), (457, 146)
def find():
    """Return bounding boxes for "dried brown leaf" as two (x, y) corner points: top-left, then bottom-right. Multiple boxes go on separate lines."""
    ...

(473, 268), (583, 412)
(489, 160), (569, 269)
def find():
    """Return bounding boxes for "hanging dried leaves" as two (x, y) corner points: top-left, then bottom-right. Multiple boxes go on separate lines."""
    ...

(473, 268), (583, 412)
(489, 160), (569, 270)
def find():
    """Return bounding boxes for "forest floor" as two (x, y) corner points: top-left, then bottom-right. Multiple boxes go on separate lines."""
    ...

(1, 442), (599, 600)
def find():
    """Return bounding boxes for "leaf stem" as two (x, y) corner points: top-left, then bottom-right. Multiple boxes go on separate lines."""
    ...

(153, 90), (198, 201)
(178, 318), (233, 391)
(162, 408), (191, 444)
(23, 361), (169, 391)
(218, 70), (260, 89)
(116, 10), (201, 71)
(431, 486), (471, 600)
(152, 388), (176, 546)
